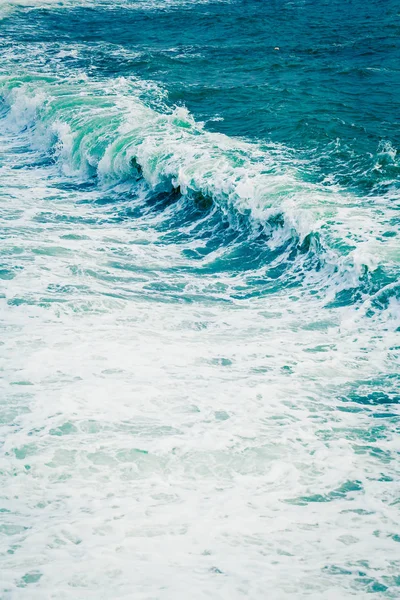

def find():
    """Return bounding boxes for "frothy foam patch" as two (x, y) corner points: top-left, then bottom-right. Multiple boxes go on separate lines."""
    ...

(0, 127), (399, 599)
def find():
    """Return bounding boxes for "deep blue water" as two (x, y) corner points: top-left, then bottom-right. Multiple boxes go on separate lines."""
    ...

(0, 1), (399, 598)
(3, 0), (400, 190)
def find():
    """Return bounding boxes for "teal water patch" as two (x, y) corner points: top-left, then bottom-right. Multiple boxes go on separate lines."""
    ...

(284, 480), (363, 506)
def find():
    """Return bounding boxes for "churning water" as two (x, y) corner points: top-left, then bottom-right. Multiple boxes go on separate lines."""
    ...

(0, 0), (399, 598)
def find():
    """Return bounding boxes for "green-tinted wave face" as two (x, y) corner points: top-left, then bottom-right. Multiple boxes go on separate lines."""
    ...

(0, 1), (399, 599)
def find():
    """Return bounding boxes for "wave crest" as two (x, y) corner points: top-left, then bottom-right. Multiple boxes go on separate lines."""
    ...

(0, 74), (398, 298)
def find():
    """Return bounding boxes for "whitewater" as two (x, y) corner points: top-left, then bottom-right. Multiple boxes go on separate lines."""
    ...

(0, 0), (399, 598)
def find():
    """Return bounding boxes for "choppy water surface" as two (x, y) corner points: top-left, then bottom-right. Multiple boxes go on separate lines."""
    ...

(0, 1), (399, 598)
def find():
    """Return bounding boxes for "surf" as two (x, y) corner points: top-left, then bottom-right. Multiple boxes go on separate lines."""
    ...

(1, 74), (398, 304)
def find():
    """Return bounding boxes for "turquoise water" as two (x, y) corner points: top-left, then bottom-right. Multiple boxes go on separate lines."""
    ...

(0, 1), (399, 598)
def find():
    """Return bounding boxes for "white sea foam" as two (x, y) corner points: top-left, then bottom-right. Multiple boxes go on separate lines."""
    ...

(0, 69), (399, 600)
(0, 139), (399, 598)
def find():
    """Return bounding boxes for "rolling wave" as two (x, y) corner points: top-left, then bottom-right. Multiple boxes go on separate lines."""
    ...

(0, 74), (399, 305)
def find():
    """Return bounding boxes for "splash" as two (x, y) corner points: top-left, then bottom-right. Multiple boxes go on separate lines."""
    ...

(1, 74), (398, 292)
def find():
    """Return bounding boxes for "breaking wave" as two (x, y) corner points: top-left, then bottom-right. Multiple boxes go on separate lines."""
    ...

(1, 74), (399, 306)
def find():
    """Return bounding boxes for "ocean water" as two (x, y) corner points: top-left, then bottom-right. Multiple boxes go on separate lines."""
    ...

(0, 0), (399, 598)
